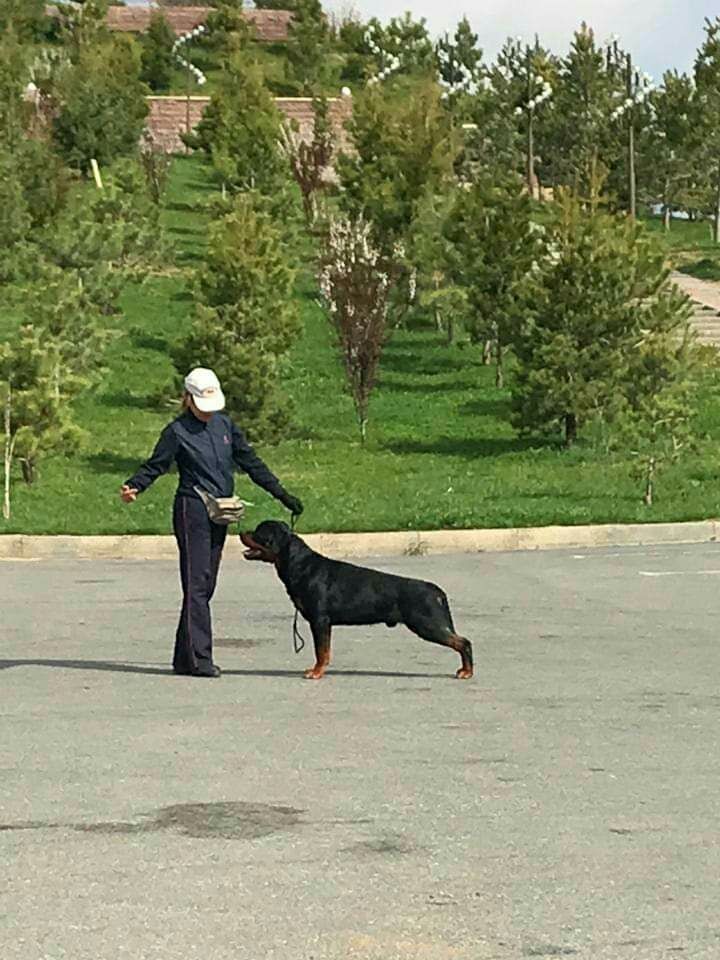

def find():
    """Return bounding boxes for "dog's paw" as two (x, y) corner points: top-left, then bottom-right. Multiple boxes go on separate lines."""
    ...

(455, 668), (473, 680)
(304, 668), (325, 680)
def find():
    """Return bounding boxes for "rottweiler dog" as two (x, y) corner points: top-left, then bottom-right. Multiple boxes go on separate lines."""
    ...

(240, 520), (473, 681)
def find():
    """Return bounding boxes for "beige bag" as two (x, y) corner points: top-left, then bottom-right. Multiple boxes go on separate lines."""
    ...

(194, 486), (247, 525)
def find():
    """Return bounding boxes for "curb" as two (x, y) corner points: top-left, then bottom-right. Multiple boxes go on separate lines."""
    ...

(0, 520), (718, 561)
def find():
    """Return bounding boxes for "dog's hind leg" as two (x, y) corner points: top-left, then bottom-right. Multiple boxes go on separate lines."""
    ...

(405, 616), (474, 680)
(305, 619), (332, 680)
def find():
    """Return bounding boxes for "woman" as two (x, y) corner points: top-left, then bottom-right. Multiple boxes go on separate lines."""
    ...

(120, 367), (303, 678)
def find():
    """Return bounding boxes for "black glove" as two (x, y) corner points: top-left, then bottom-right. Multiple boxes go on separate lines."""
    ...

(279, 492), (304, 516)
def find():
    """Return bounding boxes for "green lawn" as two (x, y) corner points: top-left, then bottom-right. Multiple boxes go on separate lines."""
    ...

(3, 159), (720, 535)
(644, 213), (720, 280)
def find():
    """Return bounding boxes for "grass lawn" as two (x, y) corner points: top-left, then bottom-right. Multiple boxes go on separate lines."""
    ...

(644, 213), (720, 280)
(2, 159), (720, 536)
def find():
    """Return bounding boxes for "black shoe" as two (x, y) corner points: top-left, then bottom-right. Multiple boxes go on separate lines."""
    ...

(174, 665), (221, 678)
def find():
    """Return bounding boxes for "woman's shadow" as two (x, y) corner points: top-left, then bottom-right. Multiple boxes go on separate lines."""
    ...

(0, 660), (446, 679)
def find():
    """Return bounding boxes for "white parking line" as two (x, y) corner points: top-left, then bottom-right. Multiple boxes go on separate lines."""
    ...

(639, 569), (720, 577)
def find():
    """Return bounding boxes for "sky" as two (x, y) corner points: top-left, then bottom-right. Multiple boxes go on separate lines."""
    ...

(128, 1), (716, 79)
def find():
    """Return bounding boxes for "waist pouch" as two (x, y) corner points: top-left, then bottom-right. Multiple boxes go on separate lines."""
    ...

(194, 486), (246, 525)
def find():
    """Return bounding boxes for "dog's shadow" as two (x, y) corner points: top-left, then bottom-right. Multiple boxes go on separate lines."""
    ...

(0, 660), (448, 680)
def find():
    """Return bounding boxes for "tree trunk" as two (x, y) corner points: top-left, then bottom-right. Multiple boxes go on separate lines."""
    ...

(564, 412), (577, 447)
(446, 315), (454, 346)
(643, 457), (655, 507)
(359, 417), (367, 445)
(302, 189), (316, 227)
(3, 384), (12, 521)
(495, 340), (503, 390)
(482, 339), (492, 365)
(21, 458), (35, 485)
(663, 202), (671, 232)
(714, 168), (720, 244)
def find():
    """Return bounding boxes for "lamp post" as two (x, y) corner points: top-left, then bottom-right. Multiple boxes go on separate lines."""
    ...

(185, 32), (193, 152)
(174, 25), (207, 153)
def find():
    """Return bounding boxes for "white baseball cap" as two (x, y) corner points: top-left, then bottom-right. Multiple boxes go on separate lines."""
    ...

(184, 367), (226, 413)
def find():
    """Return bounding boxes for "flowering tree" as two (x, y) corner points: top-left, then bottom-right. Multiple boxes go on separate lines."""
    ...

(319, 217), (395, 443)
(279, 97), (333, 226)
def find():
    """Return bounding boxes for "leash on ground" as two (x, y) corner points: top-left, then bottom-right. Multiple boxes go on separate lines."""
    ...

(290, 511), (306, 654)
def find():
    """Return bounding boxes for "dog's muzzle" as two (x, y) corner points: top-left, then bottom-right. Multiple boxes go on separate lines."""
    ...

(239, 532), (275, 562)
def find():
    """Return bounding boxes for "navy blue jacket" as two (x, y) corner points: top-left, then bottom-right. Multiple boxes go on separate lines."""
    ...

(125, 411), (286, 502)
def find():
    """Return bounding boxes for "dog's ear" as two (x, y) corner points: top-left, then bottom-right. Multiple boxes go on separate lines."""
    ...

(273, 521), (293, 552)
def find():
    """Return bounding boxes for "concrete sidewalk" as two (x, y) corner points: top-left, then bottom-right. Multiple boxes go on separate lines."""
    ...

(672, 270), (720, 346)
(0, 518), (718, 560)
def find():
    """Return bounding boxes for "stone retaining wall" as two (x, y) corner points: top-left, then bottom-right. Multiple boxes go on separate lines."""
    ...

(146, 95), (351, 154)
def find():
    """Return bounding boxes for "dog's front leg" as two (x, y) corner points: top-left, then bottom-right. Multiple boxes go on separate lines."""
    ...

(305, 619), (332, 680)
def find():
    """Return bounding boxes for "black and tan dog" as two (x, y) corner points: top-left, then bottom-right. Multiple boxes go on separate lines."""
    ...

(240, 520), (473, 680)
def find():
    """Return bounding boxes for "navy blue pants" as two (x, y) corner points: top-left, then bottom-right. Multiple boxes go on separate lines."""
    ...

(172, 496), (228, 672)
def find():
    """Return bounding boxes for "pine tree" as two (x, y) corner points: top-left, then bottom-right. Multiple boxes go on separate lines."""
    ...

(1, 325), (85, 514)
(435, 16), (483, 122)
(409, 189), (468, 344)
(694, 18), (720, 241)
(52, 36), (149, 170)
(286, 0), (331, 96)
(437, 17), (482, 88)
(511, 189), (693, 447)
(20, 263), (117, 389)
(338, 14), (372, 86)
(205, 0), (252, 56)
(184, 52), (288, 197)
(0, 20), (32, 151)
(614, 309), (699, 506)
(544, 25), (621, 196)
(0, 155), (32, 283)
(42, 161), (166, 298)
(364, 14), (434, 78)
(140, 11), (176, 93)
(644, 72), (700, 229)
(173, 195), (300, 441)
(53, 0), (111, 61)
(0, 0), (47, 40)
(443, 175), (541, 387)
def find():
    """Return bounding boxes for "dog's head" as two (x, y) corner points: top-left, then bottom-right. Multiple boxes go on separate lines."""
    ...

(239, 520), (293, 563)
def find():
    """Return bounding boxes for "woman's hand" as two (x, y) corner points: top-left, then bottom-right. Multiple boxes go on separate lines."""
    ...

(120, 485), (139, 503)
(280, 492), (304, 516)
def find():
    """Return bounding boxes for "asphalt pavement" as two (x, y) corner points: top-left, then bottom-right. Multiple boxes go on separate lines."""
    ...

(2, 543), (720, 960)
